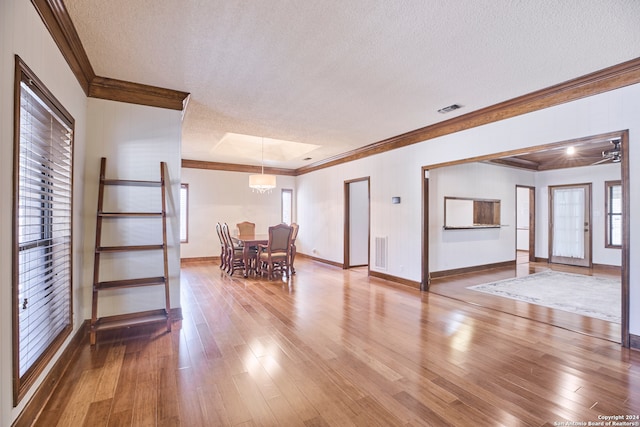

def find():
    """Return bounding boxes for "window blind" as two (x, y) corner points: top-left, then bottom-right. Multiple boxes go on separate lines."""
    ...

(14, 61), (73, 400)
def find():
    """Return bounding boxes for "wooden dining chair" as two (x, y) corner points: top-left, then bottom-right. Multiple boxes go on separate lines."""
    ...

(289, 223), (299, 275)
(215, 222), (226, 270)
(257, 224), (292, 280)
(236, 221), (255, 236)
(222, 223), (254, 276)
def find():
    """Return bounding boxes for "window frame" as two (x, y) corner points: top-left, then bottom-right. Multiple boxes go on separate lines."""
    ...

(12, 56), (74, 405)
(605, 180), (622, 249)
(180, 183), (189, 243)
(281, 188), (293, 224)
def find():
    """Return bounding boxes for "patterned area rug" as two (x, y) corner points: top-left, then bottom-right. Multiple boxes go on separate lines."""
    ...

(467, 271), (621, 323)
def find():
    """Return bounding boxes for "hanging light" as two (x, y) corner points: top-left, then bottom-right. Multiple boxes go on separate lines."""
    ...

(249, 137), (276, 193)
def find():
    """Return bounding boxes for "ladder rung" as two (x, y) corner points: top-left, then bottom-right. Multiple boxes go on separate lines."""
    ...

(97, 244), (164, 252)
(96, 276), (166, 290)
(103, 179), (162, 187)
(92, 311), (170, 332)
(99, 212), (163, 218)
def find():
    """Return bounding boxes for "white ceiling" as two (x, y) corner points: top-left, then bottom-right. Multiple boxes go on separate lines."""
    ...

(64, 0), (640, 170)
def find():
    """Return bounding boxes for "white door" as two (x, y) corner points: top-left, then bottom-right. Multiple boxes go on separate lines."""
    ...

(348, 180), (369, 267)
(549, 184), (592, 267)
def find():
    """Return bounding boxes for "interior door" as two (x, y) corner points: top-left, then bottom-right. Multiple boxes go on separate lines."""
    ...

(344, 178), (370, 268)
(549, 183), (592, 267)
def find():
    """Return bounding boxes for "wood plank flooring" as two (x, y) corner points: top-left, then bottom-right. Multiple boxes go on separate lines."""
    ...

(429, 251), (621, 342)
(34, 257), (640, 426)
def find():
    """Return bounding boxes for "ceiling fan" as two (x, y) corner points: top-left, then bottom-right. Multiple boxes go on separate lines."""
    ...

(591, 139), (621, 165)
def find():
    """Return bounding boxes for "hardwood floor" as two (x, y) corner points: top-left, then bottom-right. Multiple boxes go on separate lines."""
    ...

(35, 258), (639, 426)
(429, 251), (622, 342)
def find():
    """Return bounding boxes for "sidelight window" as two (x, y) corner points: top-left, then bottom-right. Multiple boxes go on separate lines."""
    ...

(605, 180), (622, 248)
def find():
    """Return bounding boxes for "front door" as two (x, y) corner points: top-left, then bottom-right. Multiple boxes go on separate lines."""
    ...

(549, 183), (592, 267)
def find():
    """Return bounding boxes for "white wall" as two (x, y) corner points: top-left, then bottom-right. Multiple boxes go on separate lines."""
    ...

(429, 162), (535, 272)
(180, 167), (296, 259)
(1, 0), (88, 423)
(296, 82), (640, 337)
(535, 162), (621, 266)
(297, 147), (423, 274)
(426, 161), (620, 271)
(83, 98), (183, 316)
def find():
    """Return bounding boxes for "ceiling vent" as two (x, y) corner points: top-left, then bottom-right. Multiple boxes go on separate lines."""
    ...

(437, 104), (462, 114)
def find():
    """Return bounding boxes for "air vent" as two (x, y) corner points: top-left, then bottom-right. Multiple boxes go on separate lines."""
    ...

(375, 237), (388, 270)
(437, 104), (462, 114)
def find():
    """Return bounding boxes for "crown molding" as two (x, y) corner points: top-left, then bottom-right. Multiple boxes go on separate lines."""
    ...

(89, 77), (189, 111)
(422, 130), (627, 171)
(295, 56), (640, 175)
(31, 0), (189, 110)
(181, 159), (296, 176)
(33, 0), (640, 169)
(31, 0), (95, 94)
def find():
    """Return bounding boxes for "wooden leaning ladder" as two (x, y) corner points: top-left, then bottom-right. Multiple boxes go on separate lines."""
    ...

(90, 157), (171, 345)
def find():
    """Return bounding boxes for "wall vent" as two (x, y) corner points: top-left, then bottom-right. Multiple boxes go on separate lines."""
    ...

(375, 237), (388, 270)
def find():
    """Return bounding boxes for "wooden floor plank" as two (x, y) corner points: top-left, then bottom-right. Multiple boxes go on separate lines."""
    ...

(157, 355), (180, 424)
(95, 344), (126, 401)
(54, 368), (103, 426)
(196, 383), (232, 426)
(81, 399), (112, 427)
(108, 351), (139, 418)
(33, 258), (640, 426)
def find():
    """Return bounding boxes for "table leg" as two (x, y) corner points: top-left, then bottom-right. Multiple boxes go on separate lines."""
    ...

(243, 245), (250, 278)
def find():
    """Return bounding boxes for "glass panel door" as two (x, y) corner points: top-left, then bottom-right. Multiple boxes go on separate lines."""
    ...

(549, 184), (591, 267)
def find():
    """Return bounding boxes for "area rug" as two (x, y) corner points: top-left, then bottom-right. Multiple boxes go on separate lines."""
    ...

(467, 271), (621, 323)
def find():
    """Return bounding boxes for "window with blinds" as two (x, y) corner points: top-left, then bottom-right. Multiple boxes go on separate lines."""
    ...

(13, 57), (74, 404)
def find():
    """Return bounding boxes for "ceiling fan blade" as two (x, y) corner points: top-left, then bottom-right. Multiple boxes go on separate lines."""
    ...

(590, 157), (611, 166)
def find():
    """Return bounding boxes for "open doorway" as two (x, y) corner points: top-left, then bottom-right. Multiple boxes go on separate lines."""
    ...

(344, 177), (370, 269)
(516, 185), (535, 264)
(422, 130), (629, 346)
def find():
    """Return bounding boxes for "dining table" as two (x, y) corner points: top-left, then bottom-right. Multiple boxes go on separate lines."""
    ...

(232, 233), (269, 278)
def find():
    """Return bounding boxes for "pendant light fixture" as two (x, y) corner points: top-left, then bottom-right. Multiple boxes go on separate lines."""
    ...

(249, 137), (276, 193)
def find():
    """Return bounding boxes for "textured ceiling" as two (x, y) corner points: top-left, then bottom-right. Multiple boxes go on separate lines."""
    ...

(64, 0), (640, 169)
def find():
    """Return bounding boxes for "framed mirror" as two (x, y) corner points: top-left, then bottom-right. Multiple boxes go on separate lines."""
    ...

(444, 197), (501, 229)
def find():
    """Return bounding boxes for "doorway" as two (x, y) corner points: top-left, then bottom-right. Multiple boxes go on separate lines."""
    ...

(344, 177), (370, 269)
(549, 183), (592, 267)
(421, 130), (629, 347)
(516, 185), (535, 263)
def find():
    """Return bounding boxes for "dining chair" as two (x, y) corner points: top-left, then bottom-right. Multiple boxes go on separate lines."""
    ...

(215, 222), (226, 270)
(257, 224), (292, 280)
(222, 223), (254, 276)
(236, 221), (255, 236)
(289, 223), (299, 275)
